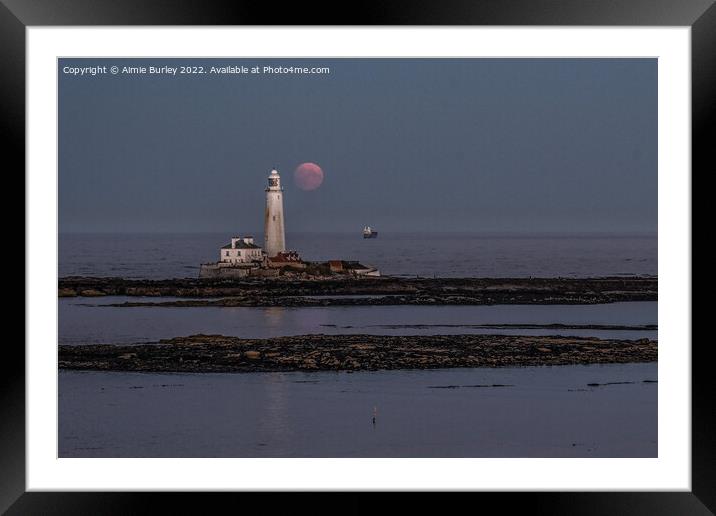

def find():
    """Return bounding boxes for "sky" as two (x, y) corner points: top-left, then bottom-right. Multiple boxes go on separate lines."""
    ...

(59, 58), (657, 234)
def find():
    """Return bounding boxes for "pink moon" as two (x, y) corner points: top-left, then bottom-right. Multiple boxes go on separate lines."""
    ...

(294, 162), (324, 191)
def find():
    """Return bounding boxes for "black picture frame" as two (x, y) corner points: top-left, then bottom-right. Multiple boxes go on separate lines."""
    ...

(5, 0), (709, 513)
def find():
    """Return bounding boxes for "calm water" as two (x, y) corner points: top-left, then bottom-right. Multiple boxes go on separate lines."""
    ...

(60, 232), (657, 279)
(59, 363), (657, 458)
(59, 299), (657, 345)
(58, 300), (658, 457)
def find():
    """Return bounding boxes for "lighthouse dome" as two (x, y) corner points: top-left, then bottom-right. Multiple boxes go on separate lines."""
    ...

(267, 168), (282, 190)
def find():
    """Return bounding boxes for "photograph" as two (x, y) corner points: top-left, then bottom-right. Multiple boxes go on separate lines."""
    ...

(57, 57), (659, 459)
(3, 0), (708, 507)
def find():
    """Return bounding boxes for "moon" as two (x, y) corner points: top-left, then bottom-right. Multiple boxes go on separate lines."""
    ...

(294, 162), (324, 191)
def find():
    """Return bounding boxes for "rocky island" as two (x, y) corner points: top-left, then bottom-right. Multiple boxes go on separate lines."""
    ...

(59, 275), (657, 306)
(59, 333), (657, 373)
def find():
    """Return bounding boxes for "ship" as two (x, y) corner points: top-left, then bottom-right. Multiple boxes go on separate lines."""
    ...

(363, 226), (378, 238)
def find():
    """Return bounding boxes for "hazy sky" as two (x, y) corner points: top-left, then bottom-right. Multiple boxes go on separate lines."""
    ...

(59, 58), (656, 234)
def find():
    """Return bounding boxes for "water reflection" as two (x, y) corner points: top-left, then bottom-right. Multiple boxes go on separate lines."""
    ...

(262, 307), (286, 331)
(255, 373), (292, 452)
(59, 363), (658, 458)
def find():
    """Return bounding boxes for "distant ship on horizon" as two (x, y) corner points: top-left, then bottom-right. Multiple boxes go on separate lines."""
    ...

(363, 226), (378, 239)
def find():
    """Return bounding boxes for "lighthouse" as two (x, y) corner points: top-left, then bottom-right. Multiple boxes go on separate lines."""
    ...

(264, 168), (286, 258)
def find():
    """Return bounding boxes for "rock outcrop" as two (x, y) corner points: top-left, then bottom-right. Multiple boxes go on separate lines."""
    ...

(59, 334), (658, 373)
(58, 276), (658, 306)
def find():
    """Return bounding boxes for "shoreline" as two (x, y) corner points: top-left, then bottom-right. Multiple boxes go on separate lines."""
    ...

(59, 276), (657, 306)
(59, 333), (658, 373)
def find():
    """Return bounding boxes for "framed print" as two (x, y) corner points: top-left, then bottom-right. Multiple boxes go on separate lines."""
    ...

(5, 0), (710, 512)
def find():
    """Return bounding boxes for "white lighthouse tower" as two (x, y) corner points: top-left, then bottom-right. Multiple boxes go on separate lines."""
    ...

(264, 168), (286, 258)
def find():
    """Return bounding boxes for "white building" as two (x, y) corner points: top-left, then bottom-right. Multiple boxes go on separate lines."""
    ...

(264, 169), (286, 258)
(219, 236), (263, 264)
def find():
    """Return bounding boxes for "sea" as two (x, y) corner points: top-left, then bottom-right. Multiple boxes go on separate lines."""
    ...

(59, 232), (658, 458)
(59, 231), (657, 279)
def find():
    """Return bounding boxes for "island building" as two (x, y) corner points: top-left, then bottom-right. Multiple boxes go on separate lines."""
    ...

(220, 236), (262, 264)
(267, 250), (306, 269)
(199, 167), (380, 279)
(199, 234), (265, 278)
